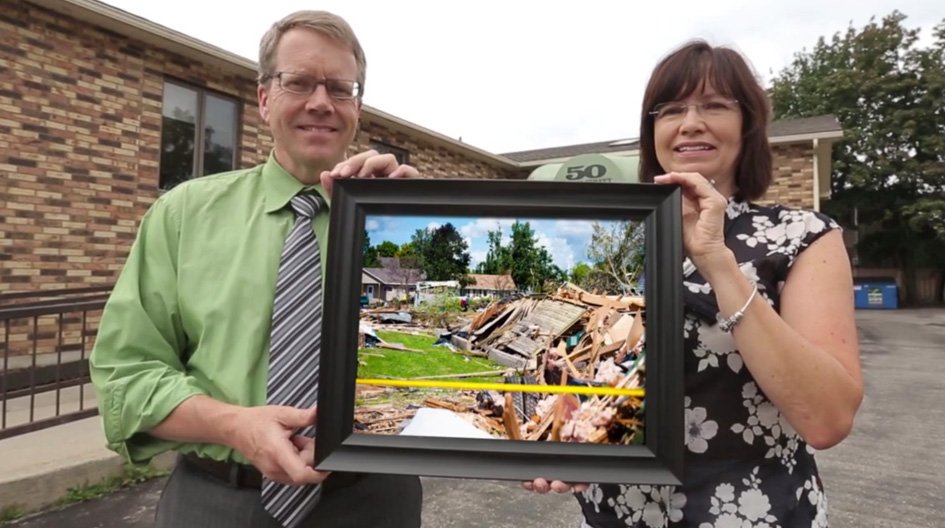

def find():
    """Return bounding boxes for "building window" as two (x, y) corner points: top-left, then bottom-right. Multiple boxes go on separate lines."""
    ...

(369, 139), (410, 165)
(159, 80), (240, 190)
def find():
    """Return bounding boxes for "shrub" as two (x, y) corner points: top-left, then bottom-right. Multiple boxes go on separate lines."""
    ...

(412, 293), (463, 329)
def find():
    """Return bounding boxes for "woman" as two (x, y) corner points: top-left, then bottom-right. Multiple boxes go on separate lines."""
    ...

(530, 41), (863, 527)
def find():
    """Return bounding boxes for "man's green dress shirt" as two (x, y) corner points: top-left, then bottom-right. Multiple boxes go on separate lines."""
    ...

(90, 154), (330, 465)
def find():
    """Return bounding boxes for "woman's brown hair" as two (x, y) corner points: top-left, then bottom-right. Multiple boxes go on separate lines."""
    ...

(639, 40), (772, 201)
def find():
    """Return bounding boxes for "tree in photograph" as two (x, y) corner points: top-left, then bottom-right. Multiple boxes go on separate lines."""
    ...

(379, 256), (424, 303)
(569, 262), (593, 285)
(457, 274), (477, 299)
(534, 245), (567, 293)
(396, 241), (424, 271)
(770, 12), (945, 303)
(413, 223), (471, 281)
(584, 220), (645, 295)
(477, 222), (565, 292)
(476, 228), (512, 275)
(375, 240), (400, 258)
(408, 228), (432, 266)
(508, 221), (543, 292)
(362, 230), (379, 267)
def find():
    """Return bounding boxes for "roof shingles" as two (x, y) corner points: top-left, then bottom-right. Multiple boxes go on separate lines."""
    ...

(501, 115), (842, 163)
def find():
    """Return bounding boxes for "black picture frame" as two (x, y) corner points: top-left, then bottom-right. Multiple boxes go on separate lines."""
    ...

(316, 178), (683, 485)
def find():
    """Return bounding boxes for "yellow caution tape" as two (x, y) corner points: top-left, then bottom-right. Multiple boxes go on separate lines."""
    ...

(356, 378), (645, 397)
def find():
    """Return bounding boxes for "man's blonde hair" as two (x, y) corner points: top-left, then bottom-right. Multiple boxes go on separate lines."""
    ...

(257, 11), (366, 96)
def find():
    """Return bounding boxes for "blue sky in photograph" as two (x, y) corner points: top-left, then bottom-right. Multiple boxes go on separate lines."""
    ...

(365, 215), (622, 272)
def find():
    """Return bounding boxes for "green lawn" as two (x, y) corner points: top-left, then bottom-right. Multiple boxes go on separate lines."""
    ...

(357, 330), (503, 383)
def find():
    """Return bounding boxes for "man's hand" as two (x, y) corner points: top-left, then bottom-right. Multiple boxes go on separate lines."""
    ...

(234, 405), (330, 486)
(320, 149), (419, 199)
(522, 477), (589, 494)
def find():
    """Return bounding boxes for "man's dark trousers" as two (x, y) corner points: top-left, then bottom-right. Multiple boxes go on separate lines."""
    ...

(154, 457), (422, 527)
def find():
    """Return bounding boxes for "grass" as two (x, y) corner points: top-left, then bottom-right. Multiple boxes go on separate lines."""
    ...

(358, 330), (503, 383)
(0, 464), (169, 526)
(54, 463), (170, 507)
(0, 504), (25, 525)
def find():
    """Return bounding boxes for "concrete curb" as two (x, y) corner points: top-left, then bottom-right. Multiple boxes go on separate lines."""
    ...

(0, 417), (175, 515)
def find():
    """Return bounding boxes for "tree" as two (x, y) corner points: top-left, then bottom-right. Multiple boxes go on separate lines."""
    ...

(904, 198), (945, 240)
(770, 12), (945, 303)
(407, 228), (432, 268)
(362, 230), (379, 267)
(534, 246), (567, 293)
(507, 221), (547, 292)
(375, 240), (400, 258)
(569, 262), (593, 285)
(202, 125), (234, 175)
(394, 241), (422, 270)
(159, 109), (196, 189)
(412, 223), (471, 281)
(584, 221), (646, 295)
(379, 256), (424, 302)
(476, 228), (512, 275)
(476, 221), (565, 292)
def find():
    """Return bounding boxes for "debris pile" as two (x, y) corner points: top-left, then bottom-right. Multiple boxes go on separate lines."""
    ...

(356, 283), (648, 445)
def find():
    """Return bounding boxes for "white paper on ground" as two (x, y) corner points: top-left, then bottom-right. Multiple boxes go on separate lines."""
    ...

(399, 407), (496, 440)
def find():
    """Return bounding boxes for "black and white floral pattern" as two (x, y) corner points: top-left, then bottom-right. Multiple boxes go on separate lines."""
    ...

(576, 199), (837, 527)
(685, 396), (718, 454)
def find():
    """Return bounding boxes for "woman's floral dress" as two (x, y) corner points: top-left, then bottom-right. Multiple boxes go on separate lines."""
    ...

(576, 199), (840, 528)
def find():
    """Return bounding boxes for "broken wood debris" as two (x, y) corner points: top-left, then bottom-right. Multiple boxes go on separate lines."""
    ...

(356, 283), (648, 445)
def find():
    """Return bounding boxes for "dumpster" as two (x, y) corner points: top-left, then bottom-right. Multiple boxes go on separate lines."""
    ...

(853, 278), (898, 309)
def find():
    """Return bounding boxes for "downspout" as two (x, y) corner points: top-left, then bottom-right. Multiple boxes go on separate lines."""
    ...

(812, 138), (821, 212)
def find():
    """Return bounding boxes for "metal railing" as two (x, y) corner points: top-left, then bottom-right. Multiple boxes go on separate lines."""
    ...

(0, 286), (111, 440)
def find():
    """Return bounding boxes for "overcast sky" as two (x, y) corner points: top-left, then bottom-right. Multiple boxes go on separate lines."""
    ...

(101, 0), (942, 154)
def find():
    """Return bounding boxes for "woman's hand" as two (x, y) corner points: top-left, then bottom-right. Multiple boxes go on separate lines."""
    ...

(653, 172), (731, 271)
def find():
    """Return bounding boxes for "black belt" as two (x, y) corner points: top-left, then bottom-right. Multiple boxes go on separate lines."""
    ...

(181, 453), (263, 488)
(180, 453), (365, 491)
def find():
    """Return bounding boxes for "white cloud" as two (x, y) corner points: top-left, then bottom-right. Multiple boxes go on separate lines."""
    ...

(553, 220), (595, 238)
(535, 232), (576, 271)
(458, 218), (515, 241)
(469, 249), (487, 269)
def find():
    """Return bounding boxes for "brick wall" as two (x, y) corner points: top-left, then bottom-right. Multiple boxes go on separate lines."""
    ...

(1, 3), (820, 303)
(0, 4), (269, 293)
(354, 119), (517, 180)
(0, 4), (523, 299)
(763, 143), (815, 209)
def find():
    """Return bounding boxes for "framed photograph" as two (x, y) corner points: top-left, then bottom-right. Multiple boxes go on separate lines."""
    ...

(316, 178), (683, 485)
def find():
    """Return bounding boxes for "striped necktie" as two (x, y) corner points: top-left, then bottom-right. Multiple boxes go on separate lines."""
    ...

(262, 193), (323, 527)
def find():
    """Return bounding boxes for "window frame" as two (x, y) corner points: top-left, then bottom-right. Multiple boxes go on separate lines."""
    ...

(369, 139), (410, 166)
(159, 78), (242, 190)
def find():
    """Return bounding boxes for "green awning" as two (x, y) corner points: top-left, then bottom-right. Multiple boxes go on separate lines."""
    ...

(527, 153), (639, 184)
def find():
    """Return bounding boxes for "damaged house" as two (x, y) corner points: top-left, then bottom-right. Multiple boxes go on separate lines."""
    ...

(362, 257), (425, 305)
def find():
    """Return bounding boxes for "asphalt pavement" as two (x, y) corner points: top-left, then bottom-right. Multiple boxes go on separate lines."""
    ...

(4, 308), (943, 528)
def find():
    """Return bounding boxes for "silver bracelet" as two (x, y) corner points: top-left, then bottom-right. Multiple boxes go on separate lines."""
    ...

(717, 281), (758, 332)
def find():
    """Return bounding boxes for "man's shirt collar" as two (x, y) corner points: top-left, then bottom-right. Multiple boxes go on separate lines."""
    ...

(262, 152), (331, 214)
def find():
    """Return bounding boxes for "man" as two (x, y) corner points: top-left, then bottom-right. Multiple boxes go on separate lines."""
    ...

(90, 11), (422, 528)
